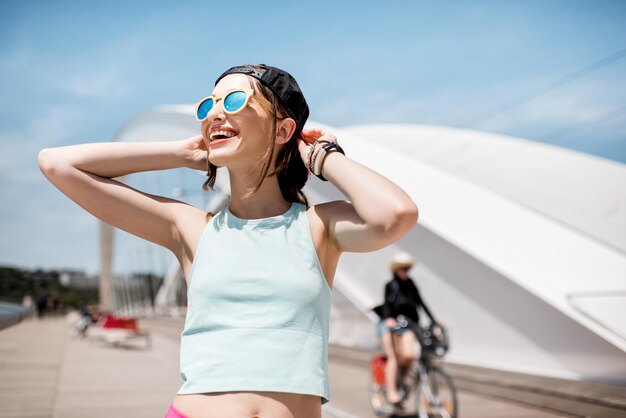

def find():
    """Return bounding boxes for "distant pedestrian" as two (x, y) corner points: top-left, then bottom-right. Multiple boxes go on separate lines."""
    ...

(35, 295), (47, 318)
(22, 292), (34, 310)
(22, 292), (34, 318)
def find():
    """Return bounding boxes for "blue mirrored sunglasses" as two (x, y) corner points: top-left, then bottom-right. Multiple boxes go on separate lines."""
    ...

(195, 88), (254, 121)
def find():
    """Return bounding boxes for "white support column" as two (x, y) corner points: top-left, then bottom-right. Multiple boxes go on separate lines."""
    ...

(99, 221), (115, 312)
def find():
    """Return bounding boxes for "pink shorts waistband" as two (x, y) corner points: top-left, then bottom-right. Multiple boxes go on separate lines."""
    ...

(165, 403), (188, 418)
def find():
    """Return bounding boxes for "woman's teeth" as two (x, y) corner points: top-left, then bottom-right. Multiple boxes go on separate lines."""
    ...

(210, 130), (238, 141)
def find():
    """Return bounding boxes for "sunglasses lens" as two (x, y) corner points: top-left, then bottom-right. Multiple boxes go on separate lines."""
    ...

(223, 91), (248, 113)
(197, 97), (214, 120)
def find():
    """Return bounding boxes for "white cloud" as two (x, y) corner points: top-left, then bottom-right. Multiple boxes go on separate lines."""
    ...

(475, 87), (623, 136)
(29, 106), (84, 144)
(57, 68), (130, 99)
(0, 105), (84, 178)
(0, 46), (33, 71)
(0, 180), (100, 273)
(1, 34), (143, 101)
(317, 76), (626, 150)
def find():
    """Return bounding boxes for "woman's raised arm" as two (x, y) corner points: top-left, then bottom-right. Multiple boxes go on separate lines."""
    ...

(300, 129), (418, 254)
(37, 136), (208, 258)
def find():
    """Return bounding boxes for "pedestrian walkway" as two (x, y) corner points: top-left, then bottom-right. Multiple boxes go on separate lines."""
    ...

(2, 316), (624, 418)
(0, 316), (180, 418)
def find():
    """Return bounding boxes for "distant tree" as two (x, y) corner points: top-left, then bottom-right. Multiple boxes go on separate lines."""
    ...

(0, 266), (99, 310)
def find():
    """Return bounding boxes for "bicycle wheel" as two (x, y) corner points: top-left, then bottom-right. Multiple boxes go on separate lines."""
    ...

(368, 374), (395, 417)
(415, 366), (458, 418)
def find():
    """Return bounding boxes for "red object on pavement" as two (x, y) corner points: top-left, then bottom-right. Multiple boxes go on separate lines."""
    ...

(100, 315), (139, 331)
(370, 354), (387, 386)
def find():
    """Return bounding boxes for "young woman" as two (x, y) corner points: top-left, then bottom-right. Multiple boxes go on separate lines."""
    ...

(38, 64), (418, 418)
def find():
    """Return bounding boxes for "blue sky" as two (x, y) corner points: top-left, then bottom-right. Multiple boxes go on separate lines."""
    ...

(1, 0), (625, 275)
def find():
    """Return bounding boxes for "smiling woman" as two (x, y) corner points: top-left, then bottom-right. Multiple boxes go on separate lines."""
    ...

(37, 64), (418, 418)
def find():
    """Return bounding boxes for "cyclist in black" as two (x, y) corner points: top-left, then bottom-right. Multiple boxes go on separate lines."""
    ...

(373, 252), (437, 405)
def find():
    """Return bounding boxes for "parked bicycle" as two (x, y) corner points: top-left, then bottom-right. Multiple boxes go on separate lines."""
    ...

(369, 315), (458, 417)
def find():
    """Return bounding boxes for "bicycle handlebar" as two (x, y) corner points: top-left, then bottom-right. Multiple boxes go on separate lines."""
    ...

(389, 315), (450, 357)
(389, 315), (435, 332)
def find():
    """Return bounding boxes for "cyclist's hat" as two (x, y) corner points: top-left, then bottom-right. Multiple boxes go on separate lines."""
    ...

(390, 251), (415, 272)
(215, 64), (309, 138)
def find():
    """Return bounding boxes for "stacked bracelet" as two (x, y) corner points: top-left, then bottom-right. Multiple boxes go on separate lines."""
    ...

(310, 142), (345, 181)
(307, 140), (330, 173)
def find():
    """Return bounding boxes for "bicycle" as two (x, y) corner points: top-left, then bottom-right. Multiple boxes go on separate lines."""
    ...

(369, 315), (458, 418)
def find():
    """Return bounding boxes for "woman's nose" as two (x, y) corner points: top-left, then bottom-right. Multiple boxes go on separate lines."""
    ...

(206, 100), (226, 122)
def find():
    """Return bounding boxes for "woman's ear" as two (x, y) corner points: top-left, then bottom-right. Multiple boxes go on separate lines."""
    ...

(275, 118), (297, 144)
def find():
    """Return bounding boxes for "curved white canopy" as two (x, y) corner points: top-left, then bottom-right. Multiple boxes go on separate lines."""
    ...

(106, 105), (626, 384)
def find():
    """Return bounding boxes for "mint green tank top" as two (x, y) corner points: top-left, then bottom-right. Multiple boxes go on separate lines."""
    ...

(177, 202), (332, 405)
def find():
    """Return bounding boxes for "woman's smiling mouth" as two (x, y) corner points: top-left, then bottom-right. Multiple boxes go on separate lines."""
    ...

(209, 127), (239, 145)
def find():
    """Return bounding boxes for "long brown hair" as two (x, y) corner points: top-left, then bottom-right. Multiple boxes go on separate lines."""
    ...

(202, 69), (309, 210)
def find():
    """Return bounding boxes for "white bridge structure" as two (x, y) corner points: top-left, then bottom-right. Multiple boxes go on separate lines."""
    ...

(102, 105), (626, 386)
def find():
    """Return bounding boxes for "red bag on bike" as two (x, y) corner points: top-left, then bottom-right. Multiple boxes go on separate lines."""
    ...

(370, 354), (387, 386)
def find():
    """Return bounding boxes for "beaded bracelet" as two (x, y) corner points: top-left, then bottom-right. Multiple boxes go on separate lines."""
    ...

(306, 143), (317, 172)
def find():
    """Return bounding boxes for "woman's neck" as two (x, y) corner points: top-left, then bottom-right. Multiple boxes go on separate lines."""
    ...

(227, 169), (290, 219)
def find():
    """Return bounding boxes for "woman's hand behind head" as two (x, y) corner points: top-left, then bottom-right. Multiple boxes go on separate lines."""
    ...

(180, 135), (209, 171)
(301, 128), (336, 144)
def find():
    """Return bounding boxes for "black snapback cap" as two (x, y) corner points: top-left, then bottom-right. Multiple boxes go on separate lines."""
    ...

(215, 64), (309, 137)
